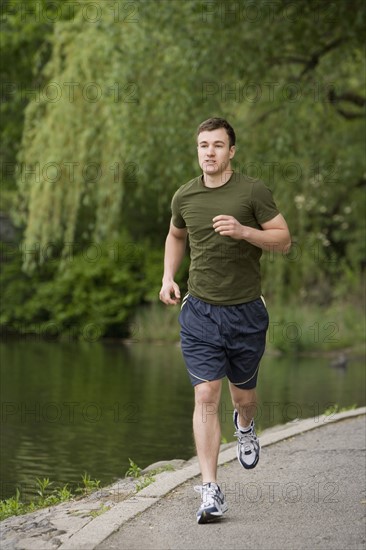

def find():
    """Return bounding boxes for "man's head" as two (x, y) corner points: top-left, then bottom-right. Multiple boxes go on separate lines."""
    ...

(196, 118), (236, 148)
(196, 117), (236, 179)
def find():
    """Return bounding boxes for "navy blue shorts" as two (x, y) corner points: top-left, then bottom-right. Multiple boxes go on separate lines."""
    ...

(178, 294), (269, 389)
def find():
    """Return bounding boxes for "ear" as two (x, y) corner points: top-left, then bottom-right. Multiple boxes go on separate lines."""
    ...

(229, 145), (236, 159)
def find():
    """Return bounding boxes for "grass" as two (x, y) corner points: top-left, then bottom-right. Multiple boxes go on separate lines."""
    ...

(125, 458), (175, 493)
(89, 504), (111, 518)
(0, 473), (101, 521)
(265, 300), (365, 354)
(131, 302), (181, 343)
(323, 403), (357, 416)
(125, 458), (142, 478)
(1, 460), (177, 521)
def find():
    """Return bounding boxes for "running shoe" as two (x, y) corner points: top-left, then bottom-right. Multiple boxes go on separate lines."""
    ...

(233, 409), (260, 469)
(194, 482), (228, 524)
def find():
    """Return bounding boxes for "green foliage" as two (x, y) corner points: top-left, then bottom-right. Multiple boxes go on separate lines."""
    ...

(132, 303), (181, 343)
(0, 489), (25, 520)
(323, 403), (357, 416)
(55, 484), (73, 502)
(0, 474), (101, 521)
(1, 0), (365, 332)
(125, 458), (141, 479)
(35, 477), (53, 500)
(76, 473), (101, 496)
(266, 298), (365, 354)
(135, 475), (155, 492)
(124, 458), (175, 492)
(0, 235), (148, 338)
(89, 504), (110, 518)
(0, 0), (79, 189)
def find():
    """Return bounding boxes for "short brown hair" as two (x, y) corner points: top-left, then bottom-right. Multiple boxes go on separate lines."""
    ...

(197, 117), (236, 148)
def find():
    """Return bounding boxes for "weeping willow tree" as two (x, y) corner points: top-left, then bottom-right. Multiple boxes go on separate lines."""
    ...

(15, 6), (135, 270)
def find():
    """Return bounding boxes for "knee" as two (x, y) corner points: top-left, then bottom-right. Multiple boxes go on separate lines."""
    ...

(194, 381), (220, 405)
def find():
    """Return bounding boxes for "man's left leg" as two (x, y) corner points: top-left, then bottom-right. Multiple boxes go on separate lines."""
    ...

(229, 383), (258, 428)
(229, 383), (260, 469)
(224, 297), (269, 469)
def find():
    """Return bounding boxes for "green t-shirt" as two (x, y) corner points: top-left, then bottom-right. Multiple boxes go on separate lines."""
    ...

(171, 172), (279, 305)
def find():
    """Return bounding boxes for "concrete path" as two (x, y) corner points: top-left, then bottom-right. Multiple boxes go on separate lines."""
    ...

(1, 408), (365, 550)
(97, 411), (366, 550)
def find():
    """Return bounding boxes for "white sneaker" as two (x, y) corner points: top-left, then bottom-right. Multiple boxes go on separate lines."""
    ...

(194, 482), (228, 524)
(233, 409), (260, 469)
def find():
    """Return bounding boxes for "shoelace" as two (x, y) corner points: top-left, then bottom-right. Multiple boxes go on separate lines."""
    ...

(194, 484), (220, 508)
(234, 428), (258, 453)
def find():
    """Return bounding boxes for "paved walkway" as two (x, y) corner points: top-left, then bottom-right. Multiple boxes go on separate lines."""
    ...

(1, 408), (365, 550)
(97, 412), (366, 550)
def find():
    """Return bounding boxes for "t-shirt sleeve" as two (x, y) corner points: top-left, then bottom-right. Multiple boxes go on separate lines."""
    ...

(251, 181), (280, 225)
(171, 189), (186, 228)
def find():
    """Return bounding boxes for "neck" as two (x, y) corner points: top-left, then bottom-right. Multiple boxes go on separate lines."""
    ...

(203, 168), (233, 188)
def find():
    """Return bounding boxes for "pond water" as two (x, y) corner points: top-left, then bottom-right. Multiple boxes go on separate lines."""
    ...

(1, 339), (364, 501)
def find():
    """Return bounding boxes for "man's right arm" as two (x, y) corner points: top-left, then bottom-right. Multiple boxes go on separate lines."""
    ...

(159, 220), (188, 305)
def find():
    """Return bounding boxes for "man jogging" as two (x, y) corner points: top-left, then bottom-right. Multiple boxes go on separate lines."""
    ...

(159, 117), (291, 524)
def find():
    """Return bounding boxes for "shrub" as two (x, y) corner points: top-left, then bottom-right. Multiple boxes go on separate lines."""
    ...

(0, 237), (148, 339)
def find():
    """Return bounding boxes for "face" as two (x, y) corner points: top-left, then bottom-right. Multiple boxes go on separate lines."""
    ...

(197, 128), (235, 177)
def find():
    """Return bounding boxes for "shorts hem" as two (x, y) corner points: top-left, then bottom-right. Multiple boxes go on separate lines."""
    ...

(188, 372), (226, 387)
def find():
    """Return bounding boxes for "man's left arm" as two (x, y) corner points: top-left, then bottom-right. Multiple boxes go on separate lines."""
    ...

(212, 213), (291, 254)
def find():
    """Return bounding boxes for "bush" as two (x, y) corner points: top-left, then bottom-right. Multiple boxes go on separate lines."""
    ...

(0, 237), (148, 339)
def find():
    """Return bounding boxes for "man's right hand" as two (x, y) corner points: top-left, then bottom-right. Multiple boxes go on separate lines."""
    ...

(159, 280), (181, 305)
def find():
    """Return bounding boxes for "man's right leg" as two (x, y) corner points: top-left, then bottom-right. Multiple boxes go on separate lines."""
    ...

(193, 379), (228, 524)
(193, 379), (222, 483)
(178, 295), (228, 522)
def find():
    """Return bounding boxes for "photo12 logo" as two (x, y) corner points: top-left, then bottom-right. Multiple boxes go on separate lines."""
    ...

(201, 81), (337, 104)
(1, 2), (139, 24)
(1, 81), (139, 104)
(200, 2), (340, 24)
(1, 401), (139, 424)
